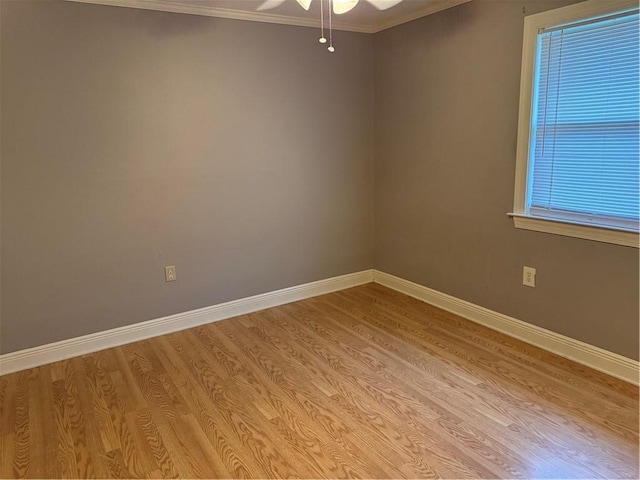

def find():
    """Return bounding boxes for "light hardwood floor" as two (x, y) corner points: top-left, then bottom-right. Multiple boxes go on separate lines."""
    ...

(1, 283), (638, 478)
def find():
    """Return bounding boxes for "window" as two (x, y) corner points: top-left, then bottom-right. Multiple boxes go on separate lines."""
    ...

(511, 0), (639, 247)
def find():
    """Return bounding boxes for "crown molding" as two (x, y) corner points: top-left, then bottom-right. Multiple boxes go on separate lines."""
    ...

(369, 0), (471, 33)
(65, 0), (472, 34)
(65, 0), (372, 33)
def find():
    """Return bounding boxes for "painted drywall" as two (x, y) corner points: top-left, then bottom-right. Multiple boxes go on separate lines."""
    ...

(373, 0), (639, 360)
(1, 0), (374, 353)
(3, 0), (638, 361)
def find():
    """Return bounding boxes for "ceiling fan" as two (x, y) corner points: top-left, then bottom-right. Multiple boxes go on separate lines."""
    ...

(257, 0), (404, 52)
(257, 0), (404, 15)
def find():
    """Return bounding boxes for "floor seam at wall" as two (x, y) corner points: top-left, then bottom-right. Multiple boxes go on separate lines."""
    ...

(372, 270), (639, 386)
(0, 270), (375, 376)
(1, 268), (637, 386)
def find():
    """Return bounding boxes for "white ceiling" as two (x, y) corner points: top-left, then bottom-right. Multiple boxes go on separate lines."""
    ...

(68, 0), (472, 33)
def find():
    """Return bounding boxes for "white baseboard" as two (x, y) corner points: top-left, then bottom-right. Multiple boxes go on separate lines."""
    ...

(0, 270), (375, 376)
(3, 267), (636, 386)
(374, 270), (639, 386)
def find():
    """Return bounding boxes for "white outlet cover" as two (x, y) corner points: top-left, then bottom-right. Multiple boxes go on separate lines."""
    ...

(523, 266), (536, 287)
(165, 265), (177, 282)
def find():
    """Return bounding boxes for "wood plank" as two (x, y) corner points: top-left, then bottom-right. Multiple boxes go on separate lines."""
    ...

(0, 283), (637, 478)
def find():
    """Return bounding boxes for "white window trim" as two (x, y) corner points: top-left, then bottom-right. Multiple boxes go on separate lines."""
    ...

(510, 214), (639, 248)
(510, 0), (639, 248)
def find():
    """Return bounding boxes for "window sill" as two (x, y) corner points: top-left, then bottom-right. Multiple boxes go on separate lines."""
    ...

(508, 213), (639, 248)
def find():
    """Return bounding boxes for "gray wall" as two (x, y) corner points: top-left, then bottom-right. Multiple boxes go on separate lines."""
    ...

(373, 0), (639, 360)
(1, 0), (374, 353)
(2, 0), (638, 361)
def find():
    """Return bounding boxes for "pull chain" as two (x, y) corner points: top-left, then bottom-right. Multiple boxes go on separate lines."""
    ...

(319, 0), (327, 44)
(328, 0), (334, 52)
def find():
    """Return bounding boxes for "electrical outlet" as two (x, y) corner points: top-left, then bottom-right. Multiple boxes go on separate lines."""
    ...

(164, 265), (176, 282)
(523, 266), (536, 287)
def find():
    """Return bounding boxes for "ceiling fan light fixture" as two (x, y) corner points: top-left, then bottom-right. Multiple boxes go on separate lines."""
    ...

(257, 0), (406, 51)
(296, 0), (312, 10)
(369, 0), (403, 11)
(333, 0), (359, 15)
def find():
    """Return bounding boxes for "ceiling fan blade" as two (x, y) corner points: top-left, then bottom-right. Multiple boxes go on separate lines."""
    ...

(296, 0), (312, 9)
(257, 0), (287, 11)
(333, 0), (359, 15)
(366, 0), (403, 10)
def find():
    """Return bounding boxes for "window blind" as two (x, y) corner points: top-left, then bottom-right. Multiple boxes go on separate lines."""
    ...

(529, 10), (640, 231)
